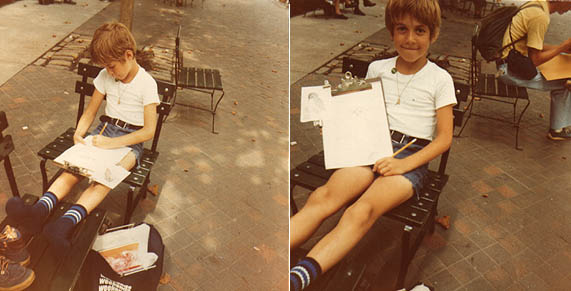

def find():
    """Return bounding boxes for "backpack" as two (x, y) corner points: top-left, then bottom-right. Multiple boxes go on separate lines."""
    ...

(475, 2), (542, 61)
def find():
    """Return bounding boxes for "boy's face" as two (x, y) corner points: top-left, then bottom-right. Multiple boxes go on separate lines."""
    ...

(104, 50), (136, 82)
(391, 14), (433, 66)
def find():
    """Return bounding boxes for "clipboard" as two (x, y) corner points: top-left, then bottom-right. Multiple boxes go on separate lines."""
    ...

(300, 72), (393, 170)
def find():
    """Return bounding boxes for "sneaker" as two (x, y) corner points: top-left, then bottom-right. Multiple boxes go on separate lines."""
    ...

(363, 0), (376, 7)
(0, 255), (35, 291)
(547, 127), (571, 140)
(0, 226), (30, 267)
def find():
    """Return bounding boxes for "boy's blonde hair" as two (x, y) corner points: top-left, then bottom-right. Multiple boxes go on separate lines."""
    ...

(90, 22), (137, 65)
(385, 0), (441, 40)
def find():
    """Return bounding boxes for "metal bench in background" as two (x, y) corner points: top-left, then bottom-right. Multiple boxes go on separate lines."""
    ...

(174, 25), (225, 134)
(37, 62), (176, 224)
(457, 24), (530, 150)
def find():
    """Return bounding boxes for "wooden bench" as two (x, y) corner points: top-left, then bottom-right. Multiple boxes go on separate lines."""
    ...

(290, 71), (469, 289)
(174, 25), (225, 134)
(1, 111), (107, 290)
(37, 63), (176, 224)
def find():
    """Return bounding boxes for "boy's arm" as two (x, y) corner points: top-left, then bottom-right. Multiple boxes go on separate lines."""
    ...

(91, 103), (158, 149)
(73, 89), (105, 144)
(373, 105), (454, 176)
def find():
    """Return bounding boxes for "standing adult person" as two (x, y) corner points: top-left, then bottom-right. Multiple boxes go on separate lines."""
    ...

(496, 0), (571, 140)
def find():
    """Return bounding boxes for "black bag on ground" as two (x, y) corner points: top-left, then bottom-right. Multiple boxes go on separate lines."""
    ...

(475, 2), (542, 62)
(75, 223), (165, 291)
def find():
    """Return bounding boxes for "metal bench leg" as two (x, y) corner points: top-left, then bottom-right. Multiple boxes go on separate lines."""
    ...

(210, 90), (224, 134)
(456, 96), (475, 137)
(514, 99), (530, 151)
(3, 157), (19, 197)
(40, 159), (48, 193)
(124, 186), (135, 224)
(290, 184), (298, 215)
(397, 225), (413, 289)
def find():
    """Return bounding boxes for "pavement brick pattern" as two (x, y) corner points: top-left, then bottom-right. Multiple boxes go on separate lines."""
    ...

(291, 5), (571, 291)
(0, 0), (289, 290)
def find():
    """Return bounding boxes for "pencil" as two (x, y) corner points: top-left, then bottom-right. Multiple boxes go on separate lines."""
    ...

(99, 122), (108, 135)
(392, 138), (417, 157)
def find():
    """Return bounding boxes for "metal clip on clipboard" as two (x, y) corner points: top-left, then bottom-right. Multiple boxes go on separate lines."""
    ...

(331, 72), (372, 97)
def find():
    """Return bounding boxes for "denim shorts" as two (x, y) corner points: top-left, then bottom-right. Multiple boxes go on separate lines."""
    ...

(372, 141), (429, 199)
(89, 121), (143, 167)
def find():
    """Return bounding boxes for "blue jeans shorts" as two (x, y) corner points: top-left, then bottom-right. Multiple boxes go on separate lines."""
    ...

(89, 121), (143, 167)
(372, 141), (429, 199)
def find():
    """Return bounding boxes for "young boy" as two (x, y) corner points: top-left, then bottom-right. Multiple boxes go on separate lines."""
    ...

(6, 22), (160, 254)
(289, 0), (456, 290)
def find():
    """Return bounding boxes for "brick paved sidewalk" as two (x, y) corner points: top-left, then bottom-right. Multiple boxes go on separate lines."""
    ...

(0, 0), (289, 290)
(290, 6), (571, 291)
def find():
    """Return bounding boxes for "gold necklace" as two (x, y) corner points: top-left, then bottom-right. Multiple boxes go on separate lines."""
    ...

(116, 82), (130, 104)
(395, 71), (416, 105)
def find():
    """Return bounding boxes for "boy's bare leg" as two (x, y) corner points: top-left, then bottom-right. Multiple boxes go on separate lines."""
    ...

(290, 166), (374, 249)
(307, 175), (413, 273)
(43, 151), (136, 253)
(76, 151), (136, 213)
(47, 171), (83, 200)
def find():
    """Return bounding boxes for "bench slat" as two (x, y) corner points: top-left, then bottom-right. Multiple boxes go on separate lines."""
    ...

(77, 63), (102, 79)
(291, 169), (328, 190)
(486, 74), (495, 95)
(213, 69), (223, 90)
(205, 69), (214, 89)
(196, 68), (205, 88)
(75, 81), (95, 97)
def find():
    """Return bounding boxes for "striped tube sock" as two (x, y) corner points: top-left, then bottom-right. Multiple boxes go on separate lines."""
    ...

(36, 191), (58, 215)
(62, 204), (88, 225)
(290, 257), (322, 291)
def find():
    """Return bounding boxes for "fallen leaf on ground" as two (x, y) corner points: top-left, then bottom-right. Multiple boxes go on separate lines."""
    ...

(340, 42), (345, 46)
(64, 21), (71, 24)
(539, 113), (544, 118)
(148, 184), (159, 196)
(251, 138), (256, 142)
(52, 34), (56, 38)
(234, 101), (238, 105)
(562, 156), (567, 160)
(253, 246), (260, 251)
(231, 111), (236, 115)
(435, 215), (450, 229)
(159, 273), (171, 284)
(272, 69), (277, 73)
(482, 193), (488, 198)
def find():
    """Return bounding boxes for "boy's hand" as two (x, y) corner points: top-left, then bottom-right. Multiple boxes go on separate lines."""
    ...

(73, 134), (86, 145)
(373, 157), (409, 176)
(91, 135), (114, 149)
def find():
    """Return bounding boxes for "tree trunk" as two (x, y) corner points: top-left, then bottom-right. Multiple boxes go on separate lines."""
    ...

(119, 0), (134, 31)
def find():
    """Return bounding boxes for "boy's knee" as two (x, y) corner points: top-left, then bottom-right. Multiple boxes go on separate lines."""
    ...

(343, 202), (376, 228)
(305, 186), (337, 214)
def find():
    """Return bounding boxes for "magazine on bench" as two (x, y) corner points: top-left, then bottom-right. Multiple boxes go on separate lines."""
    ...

(53, 136), (131, 189)
(92, 223), (158, 277)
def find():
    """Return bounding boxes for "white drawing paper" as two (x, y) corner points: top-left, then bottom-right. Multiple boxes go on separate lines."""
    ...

(300, 85), (331, 123)
(53, 136), (132, 189)
(322, 80), (393, 169)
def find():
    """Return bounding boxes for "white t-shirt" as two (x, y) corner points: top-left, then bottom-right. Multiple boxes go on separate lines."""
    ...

(93, 65), (160, 126)
(366, 57), (457, 140)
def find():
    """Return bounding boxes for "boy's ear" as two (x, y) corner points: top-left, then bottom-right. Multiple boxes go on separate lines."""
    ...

(124, 49), (135, 60)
